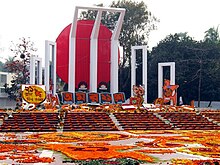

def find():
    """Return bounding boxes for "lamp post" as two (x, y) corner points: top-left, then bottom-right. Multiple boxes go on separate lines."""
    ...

(20, 53), (26, 84)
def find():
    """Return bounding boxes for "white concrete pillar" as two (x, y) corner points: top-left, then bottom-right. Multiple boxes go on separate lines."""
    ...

(45, 40), (56, 95)
(142, 47), (148, 103)
(90, 10), (102, 92)
(110, 40), (119, 93)
(158, 63), (163, 98)
(30, 55), (43, 85)
(68, 7), (78, 93)
(37, 58), (42, 84)
(170, 62), (175, 85)
(110, 8), (125, 93)
(158, 62), (175, 98)
(131, 45), (148, 103)
(131, 47), (136, 97)
(30, 55), (35, 84)
(45, 41), (50, 93)
(51, 46), (57, 95)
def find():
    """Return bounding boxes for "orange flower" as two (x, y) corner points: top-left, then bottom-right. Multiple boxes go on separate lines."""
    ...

(39, 143), (154, 162)
(16, 155), (54, 163)
(138, 149), (174, 154)
(171, 159), (220, 165)
(0, 143), (37, 152)
(135, 139), (185, 148)
(0, 155), (6, 160)
(27, 132), (131, 142)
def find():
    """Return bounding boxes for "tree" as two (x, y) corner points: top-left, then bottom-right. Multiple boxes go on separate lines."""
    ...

(200, 25), (220, 106)
(0, 61), (7, 72)
(148, 33), (197, 103)
(4, 37), (37, 102)
(148, 31), (220, 106)
(80, 0), (159, 97)
(204, 26), (219, 43)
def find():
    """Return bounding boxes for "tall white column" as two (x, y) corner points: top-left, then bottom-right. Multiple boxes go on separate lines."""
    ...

(45, 40), (56, 95)
(142, 47), (148, 103)
(45, 40), (50, 93)
(110, 8), (125, 93)
(110, 40), (119, 93)
(158, 63), (163, 98)
(90, 10), (102, 92)
(170, 62), (175, 85)
(68, 38), (76, 93)
(30, 55), (43, 85)
(30, 55), (35, 85)
(68, 7), (78, 93)
(37, 58), (42, 85)
(131, 45), (148, 103)
(52, 45), (57, 95)
(158, 62), (175, 98)
(131, 47), (136, 97)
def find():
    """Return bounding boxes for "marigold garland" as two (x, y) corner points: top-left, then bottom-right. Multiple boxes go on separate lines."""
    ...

(16, 156), (54, 163)
(3, 139), (41, 144)
(171, 159), (220, 165)
(135, 139), (185, 148)
(0, 155), (6, 160)
(26, 132), (131, 142)
(38, 143), (154, 162)
(138, 149), (174, 154)
(0, 130), (220, 163)
(177, 147), (220, 158)
(0, 143), (37, 152)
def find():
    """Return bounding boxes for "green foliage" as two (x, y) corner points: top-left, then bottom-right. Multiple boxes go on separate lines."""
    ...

(73, 158), (141, 165)
(4, 37), (37, 103)
(111, 0), (158, 66)
(148, 31), (220, 105)
(204, 26), (220, 43)
(0, 61), (7, 72)
(117, 158), (141, 165)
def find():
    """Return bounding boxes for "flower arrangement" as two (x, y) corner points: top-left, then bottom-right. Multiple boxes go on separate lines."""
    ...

(0, 130), (219, 163)
(26, 132), (132, 143)
(38, 143), (154, 162)
(171, 159), (220, 165)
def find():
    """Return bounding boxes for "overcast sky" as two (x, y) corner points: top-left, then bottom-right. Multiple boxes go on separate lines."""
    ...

(0, 0), (219, 61)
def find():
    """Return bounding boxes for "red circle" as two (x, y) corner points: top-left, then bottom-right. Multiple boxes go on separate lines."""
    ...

(56, 20), (112, 90)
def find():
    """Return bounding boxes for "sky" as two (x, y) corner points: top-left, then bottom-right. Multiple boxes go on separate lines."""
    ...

(0, 0), (220, 62)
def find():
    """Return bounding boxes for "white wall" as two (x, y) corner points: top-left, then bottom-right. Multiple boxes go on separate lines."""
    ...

(0, 72), (16, 108)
